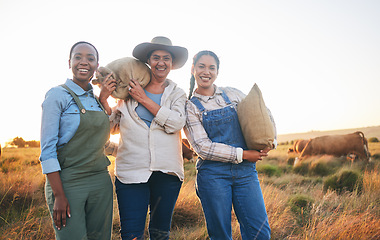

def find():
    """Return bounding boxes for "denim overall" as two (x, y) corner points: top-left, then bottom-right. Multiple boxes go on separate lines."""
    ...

(191, 91), (271, 240)
(45, 84), (113, 240)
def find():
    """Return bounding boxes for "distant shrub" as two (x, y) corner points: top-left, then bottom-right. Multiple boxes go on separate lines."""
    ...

(293, 161), (310, 176)
(288, 194), (314, 226)
(323, 169), (363, 194)
(292, 156), (344, 177)
(281, 165), (293, 174)
(257, 164), (281, 177)
(309, 160), (335, 176)
(368, 137), (379, 143)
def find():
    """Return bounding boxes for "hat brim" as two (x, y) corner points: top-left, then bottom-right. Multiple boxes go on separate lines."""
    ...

(132, 42), (188, 69)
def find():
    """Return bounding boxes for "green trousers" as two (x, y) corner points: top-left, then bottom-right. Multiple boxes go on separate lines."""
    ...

(45, 172), (113, 240)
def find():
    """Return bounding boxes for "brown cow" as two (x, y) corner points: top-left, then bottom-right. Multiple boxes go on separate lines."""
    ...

(288, 139), (309, 154)
(182, 138), (196, 161)
(288, 140), (299, 153)
(297, 131), (370, 163)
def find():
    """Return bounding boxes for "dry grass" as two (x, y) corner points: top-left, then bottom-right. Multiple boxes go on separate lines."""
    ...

(0, 148), (54, 239)
(1, 142), (380, 239)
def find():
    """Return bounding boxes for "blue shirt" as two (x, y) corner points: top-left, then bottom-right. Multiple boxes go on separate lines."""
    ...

(39, 79), (104, 174)
(135, 89), (163, 127)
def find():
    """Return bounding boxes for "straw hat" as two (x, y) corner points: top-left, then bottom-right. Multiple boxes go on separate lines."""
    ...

(132, 36), (188, 69)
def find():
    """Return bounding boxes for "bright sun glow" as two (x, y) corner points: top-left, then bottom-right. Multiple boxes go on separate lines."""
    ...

(0, 0), (379, 144)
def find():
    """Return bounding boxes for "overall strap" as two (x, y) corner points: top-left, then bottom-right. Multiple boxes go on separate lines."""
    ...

(94, 96), (106, 113)
(190, 96), (206, 112)
(221, 90), (232, 105)
(60, 84), (86, 114)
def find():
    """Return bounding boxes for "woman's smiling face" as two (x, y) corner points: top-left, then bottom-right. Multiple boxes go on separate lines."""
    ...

(147, 50), (173, 81)
(192, 54), (219, 92)
(69, 43), (99, 85)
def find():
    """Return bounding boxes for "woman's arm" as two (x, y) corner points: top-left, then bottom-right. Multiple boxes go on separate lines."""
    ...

(40, 88), (64, 174)
(184, 101), (240, 163)
(154, 88), (187, 133)
(40, 88), (70, 230)
(46, 172), (70, 230)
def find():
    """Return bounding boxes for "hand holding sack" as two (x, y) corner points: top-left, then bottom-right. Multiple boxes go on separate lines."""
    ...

(92, 57), (151, 100)
(237, 84), (275, 151)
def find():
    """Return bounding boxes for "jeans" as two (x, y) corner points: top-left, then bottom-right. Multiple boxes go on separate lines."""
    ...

(115, 171), (182, 240)
(196, 159), (271, 240)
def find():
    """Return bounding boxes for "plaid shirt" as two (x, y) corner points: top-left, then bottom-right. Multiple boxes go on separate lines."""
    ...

(184, 85), (276, 164)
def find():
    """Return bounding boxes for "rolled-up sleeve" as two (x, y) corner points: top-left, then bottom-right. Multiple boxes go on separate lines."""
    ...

(154, 89), (186, 134)
(39, 89), (63, 174)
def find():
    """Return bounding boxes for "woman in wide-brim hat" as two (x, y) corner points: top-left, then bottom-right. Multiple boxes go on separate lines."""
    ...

(133, 36), (188, 69)
(100, 36), (188, 240)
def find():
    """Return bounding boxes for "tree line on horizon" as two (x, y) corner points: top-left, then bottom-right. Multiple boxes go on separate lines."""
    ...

(2, 137), (40, 148)
(2, 136), (379, 149)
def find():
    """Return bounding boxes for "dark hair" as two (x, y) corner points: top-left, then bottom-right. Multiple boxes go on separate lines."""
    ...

(69, 41), (99, 62)
(188, 50), (220, 99)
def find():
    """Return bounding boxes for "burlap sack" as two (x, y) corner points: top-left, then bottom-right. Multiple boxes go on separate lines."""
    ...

(92, 57), (151, 100)
(237, 84), (275, 150)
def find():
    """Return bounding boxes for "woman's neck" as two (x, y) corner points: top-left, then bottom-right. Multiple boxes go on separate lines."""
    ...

(145, 79), (168, 94)
(195, 85), (215, 96)
(73, 79), (90, 91)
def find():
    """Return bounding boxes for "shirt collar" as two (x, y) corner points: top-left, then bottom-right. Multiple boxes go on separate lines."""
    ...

(65, 79), (94, 96)
(193, 85), (222, 102)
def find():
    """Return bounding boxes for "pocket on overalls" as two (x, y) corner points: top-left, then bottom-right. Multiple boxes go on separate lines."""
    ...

(205, 115), (235, 143)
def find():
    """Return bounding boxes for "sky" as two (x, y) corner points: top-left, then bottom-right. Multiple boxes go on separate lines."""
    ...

(0, 0), (379, 146)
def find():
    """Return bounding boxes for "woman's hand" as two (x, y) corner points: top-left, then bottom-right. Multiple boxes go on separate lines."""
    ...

(243, 147), (271, 163)
(99, 73), (116, 101)
(129, 79), (161, 116)
(128, 79), (147, 103)
(99, 73), (117, 115)
(53, 195), (71, 230)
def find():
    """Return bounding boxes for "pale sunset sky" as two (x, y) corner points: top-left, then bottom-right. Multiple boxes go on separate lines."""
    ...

(0, 0), (379, 146)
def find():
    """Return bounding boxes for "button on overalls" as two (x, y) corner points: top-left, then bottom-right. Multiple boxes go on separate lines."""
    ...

(191, 91), (271, 240)
(45, 84), (113, 240)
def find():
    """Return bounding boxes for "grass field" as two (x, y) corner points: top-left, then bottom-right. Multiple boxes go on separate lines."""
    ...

(1, 140), (380, 239)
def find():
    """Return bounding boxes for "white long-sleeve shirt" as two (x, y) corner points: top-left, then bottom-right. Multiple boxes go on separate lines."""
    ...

(108, 79), (186, 183)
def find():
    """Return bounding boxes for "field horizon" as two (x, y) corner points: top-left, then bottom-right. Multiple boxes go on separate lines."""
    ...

(277, 125), (380, 143)
(2, 125), (379, 148)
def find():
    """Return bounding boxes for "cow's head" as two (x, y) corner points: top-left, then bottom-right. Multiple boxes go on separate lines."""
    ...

(363, 143), (371, 161)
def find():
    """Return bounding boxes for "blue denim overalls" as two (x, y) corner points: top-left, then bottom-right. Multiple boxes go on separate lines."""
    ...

(191, 91), (271, 240)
